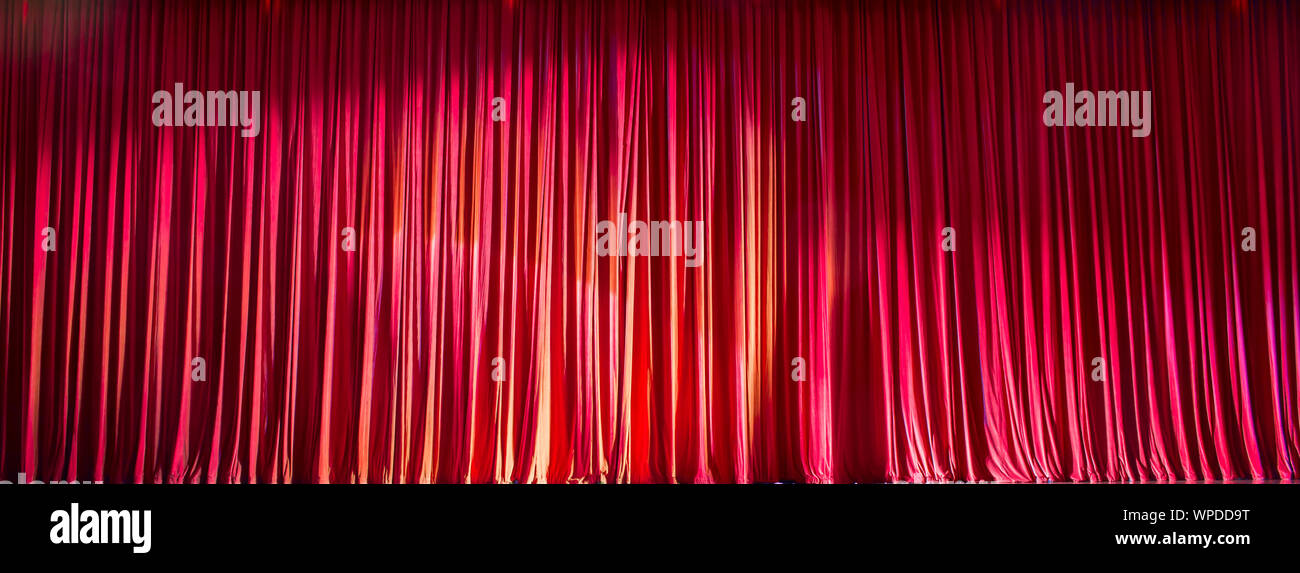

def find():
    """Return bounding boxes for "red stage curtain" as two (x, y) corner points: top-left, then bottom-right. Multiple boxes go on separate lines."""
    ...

(2, 0), (1297, 483)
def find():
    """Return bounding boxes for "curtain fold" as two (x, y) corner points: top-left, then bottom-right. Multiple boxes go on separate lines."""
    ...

(1, 0), (1297, 483)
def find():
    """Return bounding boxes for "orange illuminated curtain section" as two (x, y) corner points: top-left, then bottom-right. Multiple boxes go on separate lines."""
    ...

(2, 0), (1298, 483)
